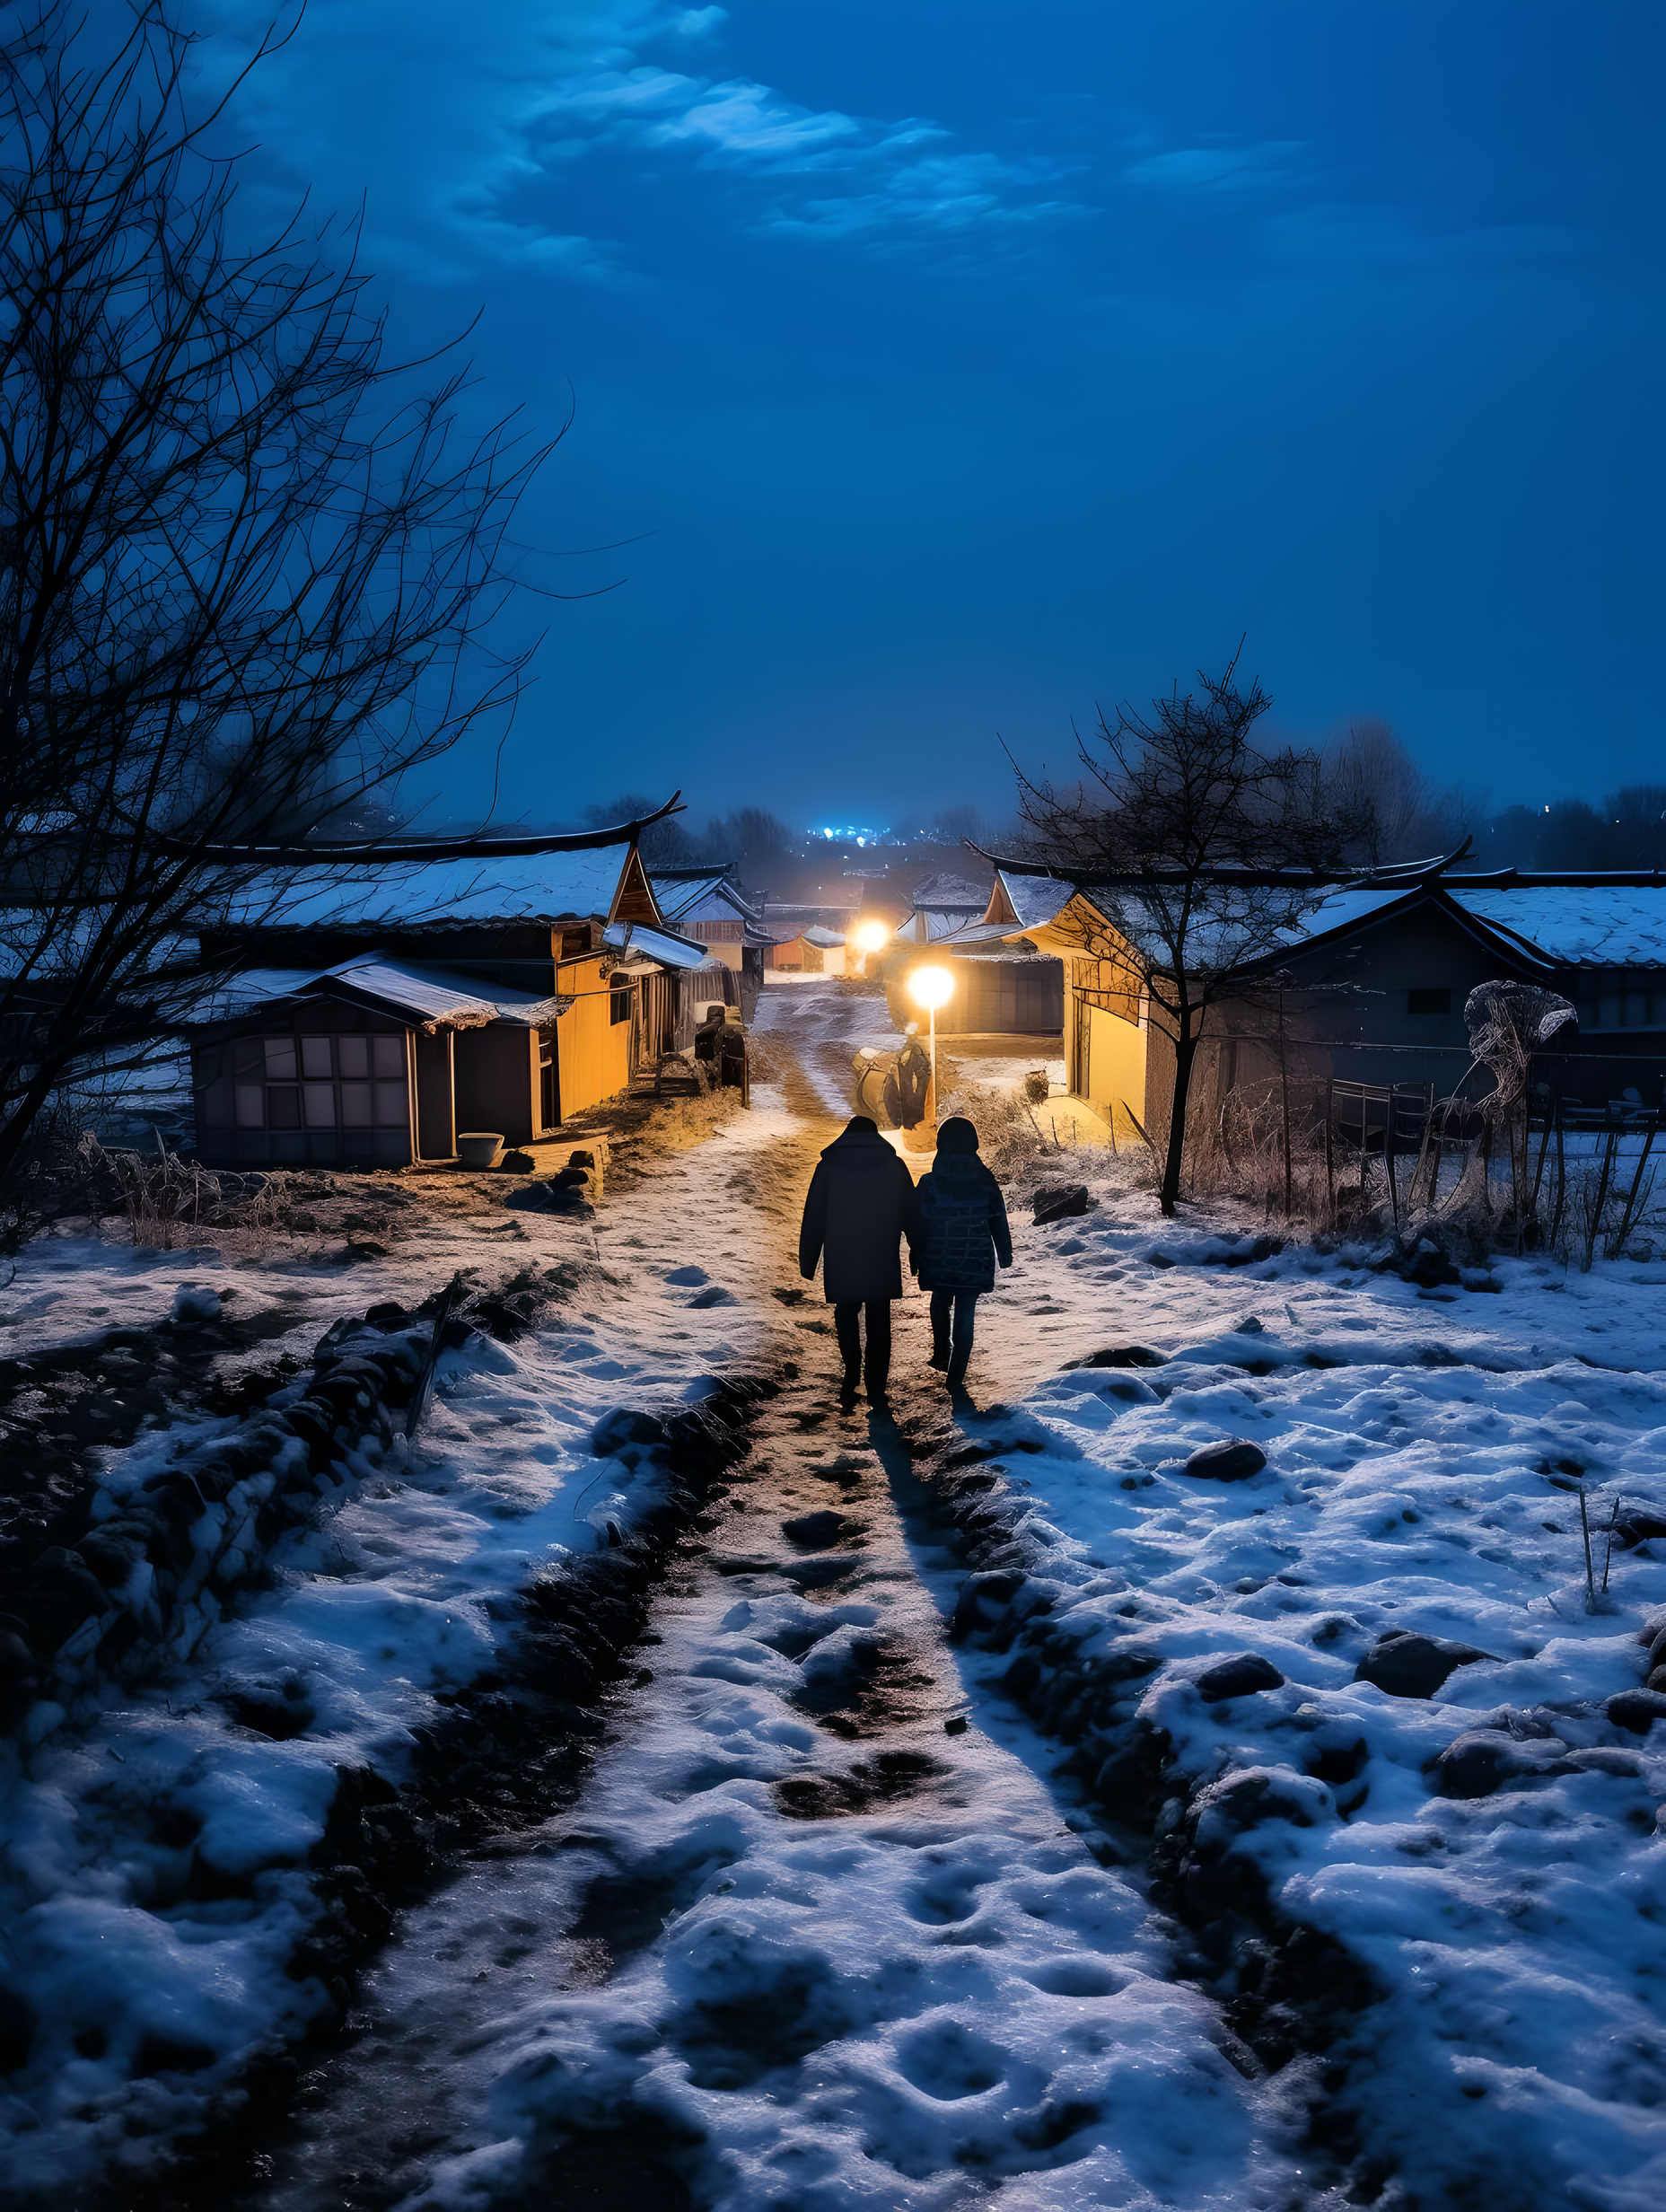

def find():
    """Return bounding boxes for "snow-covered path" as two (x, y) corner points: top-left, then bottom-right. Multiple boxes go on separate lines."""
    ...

(22, 981), (1658, 2208)
(242, 1003), (1299, 2211)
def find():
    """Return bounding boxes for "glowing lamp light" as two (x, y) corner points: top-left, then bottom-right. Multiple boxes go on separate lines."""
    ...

(855, 920), (891, 952)
(908, 965), (954, 1012)
(906, 966), (954, 1128)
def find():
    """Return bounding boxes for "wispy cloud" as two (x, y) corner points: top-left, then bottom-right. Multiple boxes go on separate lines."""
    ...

(197, 2), (1079, 283)
(1123, 142), (1306, 194)
(767, 150), (1083, 243)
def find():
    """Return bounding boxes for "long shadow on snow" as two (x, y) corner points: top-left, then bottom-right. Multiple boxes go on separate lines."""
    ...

(86, 1369), (778, 2212)
(868, 1390), (1392, 2207)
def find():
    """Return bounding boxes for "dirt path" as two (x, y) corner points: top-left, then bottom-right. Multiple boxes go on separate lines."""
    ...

(239, 1011), (1285, 2212)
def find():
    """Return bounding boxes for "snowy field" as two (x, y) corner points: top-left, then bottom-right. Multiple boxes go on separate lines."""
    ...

(2, 979), (1662, 2209)
(0, 1111), (783, 2199)
(937, 1180), (1666, 2209)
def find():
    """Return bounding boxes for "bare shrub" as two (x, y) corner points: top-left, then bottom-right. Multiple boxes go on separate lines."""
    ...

(1553, 1154), (1661, 1272)
(1197, 1078), (1343, 1224)
(932, 1065), (1043, 1187)
(76, 1132), (220, 1248)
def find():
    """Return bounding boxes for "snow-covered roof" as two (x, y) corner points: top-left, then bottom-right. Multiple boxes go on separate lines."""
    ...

(1450, 887), (1666, 967)
(202, 955), (567, 1031)
(801, 926), (846, 948)
(601, 919), (712, 970)
(1262, 884), (1422, 952)
(996, 872), (1074, 931)
(918, 908), (986, 942)
(651, 872), (761, 925)
(251, 847), (631, 930)
(931, 920), (1038, 952)
(910, 873), (987, 912)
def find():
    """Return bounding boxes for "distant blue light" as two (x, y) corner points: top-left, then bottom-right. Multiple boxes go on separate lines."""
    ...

(813, 823), (890, 842)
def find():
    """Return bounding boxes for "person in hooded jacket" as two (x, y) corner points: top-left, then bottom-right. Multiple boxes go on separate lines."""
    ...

(911, 1117), (1012, 1391)
(798, 1115), (919, 1402)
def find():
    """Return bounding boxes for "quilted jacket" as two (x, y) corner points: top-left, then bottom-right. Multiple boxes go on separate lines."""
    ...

(912, 1153), (1013, 1293)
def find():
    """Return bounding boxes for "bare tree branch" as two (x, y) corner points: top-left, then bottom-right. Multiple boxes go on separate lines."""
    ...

(0, 4), (566, 1172)
(1007, 646), (1369, 1214)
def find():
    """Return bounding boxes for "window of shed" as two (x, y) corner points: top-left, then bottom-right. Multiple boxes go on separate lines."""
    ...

(1407, 988), (1451, 1015)
(219, 1031), (407, 1130)
(610, 987), (632, 1024)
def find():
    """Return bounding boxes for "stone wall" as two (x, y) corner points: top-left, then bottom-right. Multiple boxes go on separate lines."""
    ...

(5, 1298), (460, 1747)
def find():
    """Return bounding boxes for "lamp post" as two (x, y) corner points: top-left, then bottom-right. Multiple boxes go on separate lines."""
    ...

(907, 964), (954, 1129)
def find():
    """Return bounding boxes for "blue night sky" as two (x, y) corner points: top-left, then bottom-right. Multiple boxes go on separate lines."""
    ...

(199, 2), (1664, 832)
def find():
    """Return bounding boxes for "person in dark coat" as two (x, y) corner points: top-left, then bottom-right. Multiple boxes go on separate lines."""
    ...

(798, 1115), (919, 1401)
(911, 1117), (1012, 1391)
(715, 1012), (749, 1100)
(894, 1028), (931, 1128)
(692, 1002), (727, 1082)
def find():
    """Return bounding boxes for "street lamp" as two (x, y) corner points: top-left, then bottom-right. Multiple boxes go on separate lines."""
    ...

(907, 963), (954, 1127)
(853, 918), (890, 978)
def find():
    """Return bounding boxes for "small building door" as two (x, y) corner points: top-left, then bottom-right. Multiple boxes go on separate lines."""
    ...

(539, 1030), (557, 1130)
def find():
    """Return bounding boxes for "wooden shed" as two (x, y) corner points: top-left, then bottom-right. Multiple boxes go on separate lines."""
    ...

(190, 844), (716, 1163)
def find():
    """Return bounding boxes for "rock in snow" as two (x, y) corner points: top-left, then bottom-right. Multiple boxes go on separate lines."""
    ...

(1608, 1687), (1666, 1734)
(1032, 1183), (1092, 1224)
(1183, 1436), (1267, 1481)
(1355, 1628), (1494, 1698)
(1432, 1729), (1574, 1798)
(1195, 1652), (1285, 1702)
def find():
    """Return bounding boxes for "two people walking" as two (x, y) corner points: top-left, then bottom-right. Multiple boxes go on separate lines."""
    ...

(797, 1113), (1011, 1401)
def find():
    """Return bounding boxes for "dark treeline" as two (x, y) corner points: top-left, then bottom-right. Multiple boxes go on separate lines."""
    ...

(572, 732), (1666, 887)
(1477, 791), (1666, 872)
(1320, 721), (1666, 873)
(579, 795), (801, 873)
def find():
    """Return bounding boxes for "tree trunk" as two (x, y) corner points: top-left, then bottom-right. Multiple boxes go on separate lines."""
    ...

(1160, 1029), (1198, 1216)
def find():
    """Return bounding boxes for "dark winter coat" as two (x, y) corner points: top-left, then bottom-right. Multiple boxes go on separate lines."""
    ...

(912, 1153), (1013, 1293)
(894, 1037), (931, 1128)
(799, 1119), (920, 1303)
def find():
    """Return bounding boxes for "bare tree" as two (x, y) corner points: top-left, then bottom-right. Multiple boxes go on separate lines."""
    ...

(1010, 649), (1365, 1216)
(583, 792), (697, 867)
(0, 4), (553, 1174)
(1604, 785), (1666, 869)
(703, 807), (799, 869)
(1322, 717), (1483, 867)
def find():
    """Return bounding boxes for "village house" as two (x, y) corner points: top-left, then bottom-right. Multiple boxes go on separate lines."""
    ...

(995, 860), (1666, 1143)
(189, 845), (731, 1168)
(897, 873), (991, 944)
(768, 924), (847, 975)
(876, 870), (1067, 1037)
(649, 865), (775, 1011)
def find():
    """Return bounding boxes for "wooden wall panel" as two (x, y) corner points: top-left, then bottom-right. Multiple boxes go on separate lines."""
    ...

(555, 954), (634, 1120)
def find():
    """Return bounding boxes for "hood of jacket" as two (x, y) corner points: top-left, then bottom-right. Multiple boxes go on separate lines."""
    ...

(929, 1151), (995, 1189)
(820, 1126), (899, 1171)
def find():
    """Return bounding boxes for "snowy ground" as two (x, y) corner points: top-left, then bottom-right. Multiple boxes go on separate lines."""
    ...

(3, 978), (1662, 2208)
(926, 1171), (1666, 2208)
(0, 1118), (780, 2199)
